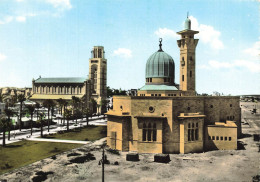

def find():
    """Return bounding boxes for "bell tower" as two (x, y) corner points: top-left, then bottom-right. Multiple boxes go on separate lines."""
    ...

(177, 15), (199, 94)
(89, 46), (107, 112)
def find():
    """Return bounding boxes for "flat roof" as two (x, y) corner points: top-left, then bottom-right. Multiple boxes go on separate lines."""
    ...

(35, 77), (87, 83)
(30, 94), (83, 100)
(139, 85), (178, 91)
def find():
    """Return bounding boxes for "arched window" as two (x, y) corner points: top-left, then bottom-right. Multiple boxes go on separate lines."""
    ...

(148, 123), (152, 141)
(190, 71), (192, 77)
(142, 123), (147, 141)
(153, 123), (157, 141)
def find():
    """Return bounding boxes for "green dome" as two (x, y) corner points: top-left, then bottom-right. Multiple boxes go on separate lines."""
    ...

(185, 17), (191, 30)
(145, 50), (175, 81)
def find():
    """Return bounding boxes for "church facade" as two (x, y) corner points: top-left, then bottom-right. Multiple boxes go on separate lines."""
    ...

(106, 17), (241, 154)
(30, 46), (107, 112)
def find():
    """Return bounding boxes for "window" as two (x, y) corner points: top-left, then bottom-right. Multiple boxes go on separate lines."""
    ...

(212, 136), (215, 140)
(149, 106), (155, 113)
(225, 137), (227, 141)
(188, 122), (199, 141)
(182, 75), (184, 81)
(190, 56), (193, 61)
(195, 129), (198, 140)
(155, 94), (157, 96)
(221, 136), (223, 141)
(190, 71), (192, 77)
(229, 137), (232, 141)
(150, 78), (152, 82)
(208, 136), (211, 140)
(151, 94), (154, 96)
(230, 104), (232, 107)
(174, 94), (176, 96)
(210, 105), (213, 108)
(143, 122), (157, 142)
(147, 123), (152, 141)
(168, 94), (170, 96)
(158, 94), (161, 96)
(164, 78), (167, 82)
(153, 123), (157, 141)
(187, 107), (190, 110)
(216, 136), (219, 140)
(142, 123), (147, 141)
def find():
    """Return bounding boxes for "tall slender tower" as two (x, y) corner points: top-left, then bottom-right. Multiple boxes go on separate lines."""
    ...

(89, 46), (107, 112)
(177, 16), (199, 95)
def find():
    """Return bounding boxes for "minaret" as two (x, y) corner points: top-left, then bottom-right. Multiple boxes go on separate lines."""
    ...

(177, 15), (199, 94)
(89, 46), (107, 109)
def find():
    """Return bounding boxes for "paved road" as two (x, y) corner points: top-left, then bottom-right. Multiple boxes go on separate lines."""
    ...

(0, 116), (107, 145)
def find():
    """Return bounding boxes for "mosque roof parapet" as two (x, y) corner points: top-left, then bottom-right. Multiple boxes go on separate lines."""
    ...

(178, 112), (206, 118)
(207, 121), (237, 128)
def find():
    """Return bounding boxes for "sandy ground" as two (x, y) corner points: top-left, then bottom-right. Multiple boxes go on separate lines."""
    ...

(0, 102), (259, 182)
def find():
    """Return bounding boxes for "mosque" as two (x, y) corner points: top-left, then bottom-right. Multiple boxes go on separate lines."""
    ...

(106, 17), (241, 154)
(30, 46), (107, 113)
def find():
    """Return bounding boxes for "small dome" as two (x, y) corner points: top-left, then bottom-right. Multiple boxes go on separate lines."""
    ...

(145, 51), (175, 81)
(185, 17), (191, 30)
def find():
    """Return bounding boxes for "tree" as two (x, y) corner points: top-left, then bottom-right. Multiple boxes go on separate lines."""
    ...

(57, 98), (65, 124)
(64, 108), (72, 131)
(26, 105), (35, 135)
(4, 108), (14, 141)
(38, 112), (45, 138)
(91, 98), (97, 115)
(35, 102), (40, 120)
(100, 99), (109, 115)
(0, 115), (9, 147)
(43, 99), (55, 132)
(97, 104), (100, 117)
(71, 96), (80, 123)
(17, 94), (26, 131)
(83, 108), (91, 126)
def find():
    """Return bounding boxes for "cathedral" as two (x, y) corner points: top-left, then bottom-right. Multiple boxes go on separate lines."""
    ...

(106, 17), (241, 154)
(30, 46), (107, 112)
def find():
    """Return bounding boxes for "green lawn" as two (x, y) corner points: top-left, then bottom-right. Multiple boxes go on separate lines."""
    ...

(44, 125), (107, 141)
(0, 140), (82, 175)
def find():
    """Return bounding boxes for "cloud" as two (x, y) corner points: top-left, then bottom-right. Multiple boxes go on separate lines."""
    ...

(16, 16), (26, 22)
(243, 40), (260, 58)
(45, 0), (72, 10)
(0, 53), (7, 62)
(0, 16), (14, 25)
(113, 48), (132, 58)
(154, 28), (178, 39)
(189, 16), (224, 50)
(154, 16), (224, 50)
(199, 59), (260, 73)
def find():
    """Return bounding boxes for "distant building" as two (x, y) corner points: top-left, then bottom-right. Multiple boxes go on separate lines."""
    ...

(127, 89), (137, 96)
(106, 17), (241, 154)
(30, 46), (107, 113)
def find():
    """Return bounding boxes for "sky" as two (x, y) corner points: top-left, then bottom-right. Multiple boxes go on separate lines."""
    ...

(0, 0), (259, 95)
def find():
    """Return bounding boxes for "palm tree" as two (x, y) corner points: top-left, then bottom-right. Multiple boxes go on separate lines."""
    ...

(26, 105), (35, 135)
(71, 96), (80, 123)
(38, 112), (45, 138)
(43, 99), (55, 132)
(83, 108), (90, 126)
(64, 108), (72, 131)
(0, 115), (9, 147)
(57, 98), (65, 124)
(35, 102), (40, 120)
(90, 98), (97, 117)
(97, 104), (100, 117)
(4, 108), (13, 141)
(17, 94), (26, 131)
